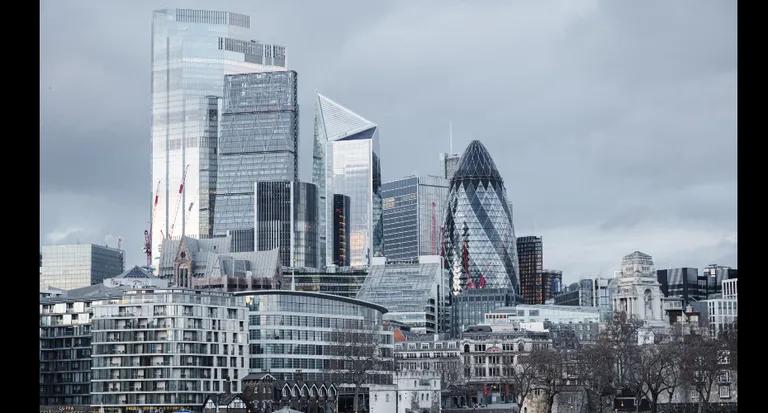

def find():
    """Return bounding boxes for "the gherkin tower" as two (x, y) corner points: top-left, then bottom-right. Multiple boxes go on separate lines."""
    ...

(442, 140), (520, 295)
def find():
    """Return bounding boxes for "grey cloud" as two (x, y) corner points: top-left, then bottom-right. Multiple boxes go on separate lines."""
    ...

(41, 0), (736, 274)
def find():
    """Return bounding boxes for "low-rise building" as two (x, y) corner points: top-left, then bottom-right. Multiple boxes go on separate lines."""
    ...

(237, 290), (395, 411)
(369, 371), (442, 413)
(484, 304), (600, 325)
(357, 256), (450, 334)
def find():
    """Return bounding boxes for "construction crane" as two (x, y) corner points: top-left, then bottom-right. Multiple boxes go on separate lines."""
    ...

(169, 164), (190, 239)
(431, 201), (437, 254)
(144, 180), (161, 267)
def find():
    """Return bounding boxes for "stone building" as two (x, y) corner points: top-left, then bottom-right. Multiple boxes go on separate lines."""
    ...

(610, 251), (666, 328)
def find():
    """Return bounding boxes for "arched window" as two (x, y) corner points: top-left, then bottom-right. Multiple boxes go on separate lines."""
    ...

(464, 344), (470, 353)
(518, 343), (524, 352)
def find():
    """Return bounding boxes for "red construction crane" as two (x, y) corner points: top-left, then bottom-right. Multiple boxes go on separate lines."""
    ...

(144, 180), (161, 266)
(431, 201), (437, 254)
(169, 164), (190, 239)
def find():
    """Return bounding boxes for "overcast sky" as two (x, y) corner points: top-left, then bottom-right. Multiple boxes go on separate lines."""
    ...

(40, 0), (736, 283)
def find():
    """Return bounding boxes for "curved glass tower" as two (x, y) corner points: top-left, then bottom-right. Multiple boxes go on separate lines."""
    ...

(442, 140), (520, 295)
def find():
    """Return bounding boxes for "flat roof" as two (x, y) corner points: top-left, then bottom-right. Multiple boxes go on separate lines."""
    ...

(233, 289), (388, 314)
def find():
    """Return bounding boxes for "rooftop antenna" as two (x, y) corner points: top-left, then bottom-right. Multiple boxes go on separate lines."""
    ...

(449, 121), (454, 154)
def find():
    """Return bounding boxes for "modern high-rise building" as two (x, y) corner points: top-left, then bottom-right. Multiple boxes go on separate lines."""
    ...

(441, 140), (520, 294)
(381, 175), (449, 261)
(40, 244), (125, 290)
(516, 236), (543, 304)
(214, 71), (299, 252)
(150, 8), (287, 268)
(312, 93), (382, 269)
(254, 181), (318, 269)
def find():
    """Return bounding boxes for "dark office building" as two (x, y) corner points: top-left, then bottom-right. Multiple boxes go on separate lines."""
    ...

(255, 181), (318, 269)
(517, 236), (543, 304)
(657, 267), (702, 306)
(332, 194), (351, 267)
(542, 269), (563, 302)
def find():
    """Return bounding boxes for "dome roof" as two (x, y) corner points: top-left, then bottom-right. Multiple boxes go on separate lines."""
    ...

(453, 140), (502, 180)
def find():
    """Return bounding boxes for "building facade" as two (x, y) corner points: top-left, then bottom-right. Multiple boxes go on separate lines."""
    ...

(657, 267), (702, 306)
(440, 153), (461, 181)
(450, 288), (519, 338)
(213, 71), (299, 253)
(90, 289), (249, 411)
(381, 175), (449, 261)
(237, 290), (394, 409)
(150, 8), (288, 267)
(313, 93), (383, 269)
(254, 181), (318, 269)
(484, 304), (601, 325)
(40, 244), (125, 290)
(357, 256), (450, 334)
(692, 278), (738, 337)
(610, 251), (666, 328)
(516, 236), (543, 305)
(441, 140), (520, 295)
(285, 268), (368, 298)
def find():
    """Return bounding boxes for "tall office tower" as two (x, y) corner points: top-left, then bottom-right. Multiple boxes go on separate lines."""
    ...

(213, 71), (299, 252)
(312, 93), (382, 269)
(656, 267), (701, 306)
(40, 244), (125, 290)
(332, 194), (351, 267)
(440, 153), (461, 180)
(254, 181), (318, 269)
(381, 175), (449, 260)
(442, 140), (520, 294)
(150, 9), (288, 269)
(516, 236), (543, 304)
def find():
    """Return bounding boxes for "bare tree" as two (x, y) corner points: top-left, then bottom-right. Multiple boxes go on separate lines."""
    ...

(633, 342), (679, 413)
(680, 334), (728, 413)
(436, 354), (464, 407)
(575, 339), (616, 413)
(529, 348), (566, 413)
(506, 353), (537, 409)
(332, 321), (391, 413)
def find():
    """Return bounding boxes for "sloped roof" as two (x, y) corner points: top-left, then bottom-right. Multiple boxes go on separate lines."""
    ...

(316, 93), (376, 141)
(204, 249), (281, 277)
(114, 265), (153, 279)
(159, 235), (231, 271)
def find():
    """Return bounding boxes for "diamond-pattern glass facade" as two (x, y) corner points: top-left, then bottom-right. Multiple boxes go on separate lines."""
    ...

(442, 140), (520, 295)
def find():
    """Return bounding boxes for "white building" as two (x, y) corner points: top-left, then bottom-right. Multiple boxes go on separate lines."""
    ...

(369, 371), (441, 413)
(610, 251), (666, 328)
(484, 304), (600, 325)
(694, 278), (737, 337)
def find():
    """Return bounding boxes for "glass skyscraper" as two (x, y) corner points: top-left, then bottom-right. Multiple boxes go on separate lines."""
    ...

(254, 181), (318, 269)
(312, 94), (382, 269)
(382, 175), (449, 261)
(213, 71), (299, 251)
(40, 244), (125, 290)
(150, 8), (287, 268)
(441, 140), (520, 295)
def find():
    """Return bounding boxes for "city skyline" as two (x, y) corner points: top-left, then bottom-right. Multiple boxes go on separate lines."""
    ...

(40, 1), (737, 282)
